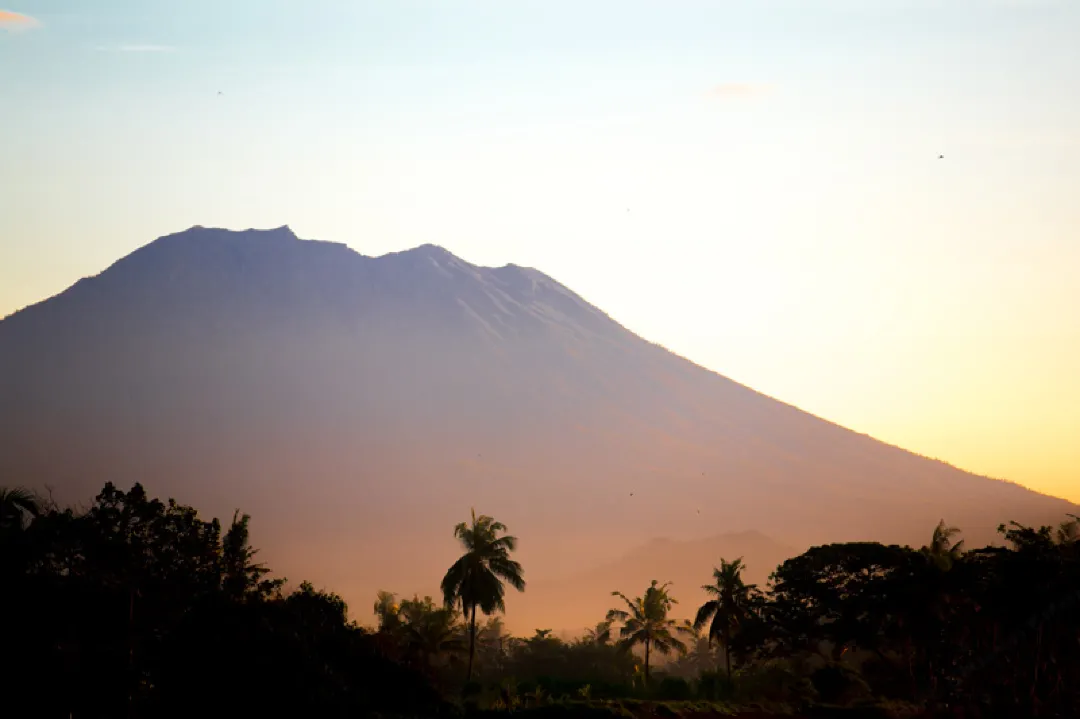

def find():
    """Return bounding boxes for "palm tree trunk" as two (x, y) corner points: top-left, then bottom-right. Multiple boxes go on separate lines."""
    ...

(1032, 621), (1043, 716)
(723, 626), (732, 682)
(644, 637), (651, 685)
(129, 586), (136, 719)
(466, 604), (477, 683)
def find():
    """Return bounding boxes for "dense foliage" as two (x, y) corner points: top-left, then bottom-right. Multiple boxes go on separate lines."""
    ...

(0, 483), (445, 718)
(2, 482), (1078, 718)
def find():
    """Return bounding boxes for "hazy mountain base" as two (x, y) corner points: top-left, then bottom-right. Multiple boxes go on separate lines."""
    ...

(7, 481), (1077, 718)
(1, 225), (1075, 632)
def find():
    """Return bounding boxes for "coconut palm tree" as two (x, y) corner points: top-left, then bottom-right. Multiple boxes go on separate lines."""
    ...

(1056, 514), (1079, 545)
(694, 557), (758, 681)
(606, 579), (689, 684)
(924, 519), (965, 571)
(440, 509), (525, 683)
(0, 487), (40, 531)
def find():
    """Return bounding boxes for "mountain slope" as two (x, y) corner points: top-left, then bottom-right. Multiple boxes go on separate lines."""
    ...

(1, 225), (1074, 631)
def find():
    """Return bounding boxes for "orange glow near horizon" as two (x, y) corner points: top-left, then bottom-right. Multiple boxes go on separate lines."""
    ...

(3, 0), (1078, 507)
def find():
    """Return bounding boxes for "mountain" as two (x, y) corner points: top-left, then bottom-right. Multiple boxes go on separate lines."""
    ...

(522, 531), (799, 634)
(1, 225), (1075, 632)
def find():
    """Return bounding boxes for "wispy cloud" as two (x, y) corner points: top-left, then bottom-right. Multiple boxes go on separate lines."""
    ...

(709, 83), (773, 101)
(0, 9), (40, 32)
(93, 44), (176, 53)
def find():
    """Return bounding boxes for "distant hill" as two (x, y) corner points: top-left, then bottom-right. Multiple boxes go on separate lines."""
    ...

(519, 531), (799, 635)
(1, 225), (1075, 631)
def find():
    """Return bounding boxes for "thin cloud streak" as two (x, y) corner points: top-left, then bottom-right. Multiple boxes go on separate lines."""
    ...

(0, 9), (40, 31)
(94, 44), (176, 53)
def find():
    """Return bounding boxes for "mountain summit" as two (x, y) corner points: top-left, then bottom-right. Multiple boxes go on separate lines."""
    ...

(1, 225), (1074, 630)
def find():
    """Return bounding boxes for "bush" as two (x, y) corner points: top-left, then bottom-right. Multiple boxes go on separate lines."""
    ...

(696, 671), (732, 701)
(732, 661), (817, 705)
(656, 676), (694, 701)
(810, 664), (872, 706)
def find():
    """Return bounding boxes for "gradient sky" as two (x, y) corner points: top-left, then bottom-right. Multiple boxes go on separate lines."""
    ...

(2, 0), (1078, 503)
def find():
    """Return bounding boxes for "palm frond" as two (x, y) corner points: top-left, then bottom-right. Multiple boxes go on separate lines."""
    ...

(693, 600), (718, 631)
(440, 556), (470, 608)
(606, 608), (630, 623)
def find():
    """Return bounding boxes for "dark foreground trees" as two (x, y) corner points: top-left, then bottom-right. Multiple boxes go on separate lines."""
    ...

(735, 521), (1080, 716)
(0, 482), (444, 719)
(4, 478), (1079, 718)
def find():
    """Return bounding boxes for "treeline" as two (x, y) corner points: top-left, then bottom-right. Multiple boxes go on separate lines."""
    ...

(0, 484), (444, 718)
(2, 483), (1079, 718)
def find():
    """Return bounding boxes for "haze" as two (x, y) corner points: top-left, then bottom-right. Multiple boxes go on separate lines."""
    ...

(4, 1), (1078, 503)
(2, 225), (1077, 633)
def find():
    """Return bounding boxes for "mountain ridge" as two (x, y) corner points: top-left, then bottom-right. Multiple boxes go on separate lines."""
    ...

(5, 225), (1046, 498)
(1, 224), (1075, 630)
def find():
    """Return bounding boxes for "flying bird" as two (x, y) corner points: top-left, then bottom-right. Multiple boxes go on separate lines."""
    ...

(939, 154), (944, 159)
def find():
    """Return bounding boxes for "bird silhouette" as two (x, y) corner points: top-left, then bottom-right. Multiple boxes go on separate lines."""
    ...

(939, 154), (944, 159)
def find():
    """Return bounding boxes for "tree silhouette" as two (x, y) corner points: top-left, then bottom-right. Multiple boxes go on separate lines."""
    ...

(1056, 514), (1079, 545)
(374, 590), (403, 632)
(924, 519), (965, 571)
(0, 486), (40, 530)
(221, 510), (282, 600)
(2, 481), (449, 718)
(584, 619), (613, 646)
(399, 595), (467, 674)
(606, 579), (689, 684)
(7, 477), (1080, 715)
(440, 509), (525, 683)
(694, 557), (758, 680)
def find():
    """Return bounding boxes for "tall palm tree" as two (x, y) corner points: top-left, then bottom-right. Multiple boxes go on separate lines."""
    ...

(606, 580), (689, 684)
(441, 509), (525, 683)
(0, 487), (40, 531)
(925, 519), (965, 571)
(1056, 514), (1079, 545)
(694, 557), (758, 681)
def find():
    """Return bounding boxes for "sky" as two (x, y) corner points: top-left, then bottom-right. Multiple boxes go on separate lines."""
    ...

(2, 0), (1078, 503)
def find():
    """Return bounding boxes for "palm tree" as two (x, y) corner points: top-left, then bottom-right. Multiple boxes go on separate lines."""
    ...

(925, 519), (965, 571)
(441, 509), (525, 683)
(1056, 514), (1079, 545)
(584, 619), (613, 646)
(671, 619), (719, 678)
(0, 487), (40, 531)
(694, 557), (758, 681)
(606, 579), (689, 684)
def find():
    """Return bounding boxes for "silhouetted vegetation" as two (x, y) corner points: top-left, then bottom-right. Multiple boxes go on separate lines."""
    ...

(1, 483), (445, 719)
(3, 482), (1078, 718)
(442, 509), (526, 685)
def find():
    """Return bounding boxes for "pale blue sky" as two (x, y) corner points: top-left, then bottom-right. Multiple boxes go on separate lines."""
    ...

(3, 0), (1079, 500)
